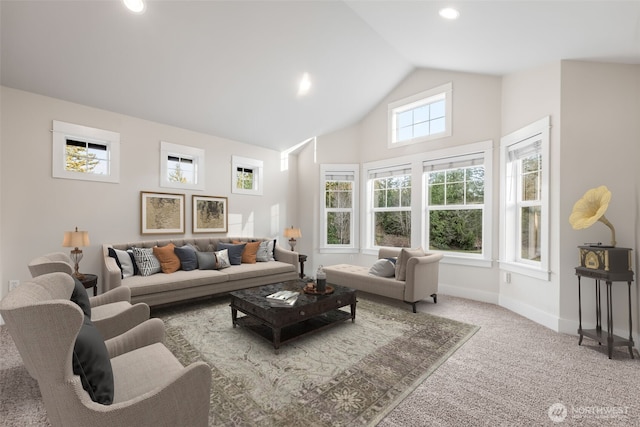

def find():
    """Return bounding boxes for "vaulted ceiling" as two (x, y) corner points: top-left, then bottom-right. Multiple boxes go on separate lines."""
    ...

(2, 1), (639, 151)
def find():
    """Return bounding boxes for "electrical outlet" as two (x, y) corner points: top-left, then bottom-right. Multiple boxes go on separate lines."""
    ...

(9, 280), (19, 291)
(504, 272), (511, 284)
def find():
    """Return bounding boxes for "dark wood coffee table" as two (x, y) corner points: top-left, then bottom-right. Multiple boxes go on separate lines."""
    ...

(230, 280), (357, 351)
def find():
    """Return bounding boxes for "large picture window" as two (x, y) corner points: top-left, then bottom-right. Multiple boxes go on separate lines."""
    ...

(425, 153), (485, 255)
(500, 116), (550, 279)
(320, 164), (358, 252)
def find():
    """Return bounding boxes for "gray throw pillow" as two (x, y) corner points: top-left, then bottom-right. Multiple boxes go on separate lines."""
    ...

(196, 251), (217, 270)
(217, 242), (245, 265)
(369, 259), (396, 278)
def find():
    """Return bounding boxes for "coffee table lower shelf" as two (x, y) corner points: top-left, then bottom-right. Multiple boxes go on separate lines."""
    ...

(233, 309), (353, 350)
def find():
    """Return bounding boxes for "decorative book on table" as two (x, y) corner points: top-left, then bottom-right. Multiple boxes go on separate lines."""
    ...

(266, 290), (299, 307)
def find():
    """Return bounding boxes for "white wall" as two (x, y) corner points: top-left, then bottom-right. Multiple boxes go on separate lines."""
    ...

(0, 86), (293, 298)
(499, 62), (562, 329)
(558, 61), (640, 340)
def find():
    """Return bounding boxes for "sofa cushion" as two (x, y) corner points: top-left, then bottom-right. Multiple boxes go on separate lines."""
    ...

(72, 315), (114, 405)
(214, 249), (231, 269)
(369, 259), (396, 278)
(395, 247), (426, 281)
(196, 251), (217, 270)
(131, 247), (162, 277)
(217, 242), (245, 265)
(256, 239), (276, 262)
(153, 243), (181, 274)
(174, 244), (198, 271)
(233, 240), (260, 263)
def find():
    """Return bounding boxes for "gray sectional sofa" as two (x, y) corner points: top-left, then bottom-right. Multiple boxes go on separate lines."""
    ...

(323, 247), (443, 312)
(102, 237), (299, 307)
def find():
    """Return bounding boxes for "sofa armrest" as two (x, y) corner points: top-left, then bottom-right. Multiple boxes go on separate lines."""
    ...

(274, 245), (299, 270)
(93, 302), (151, 341)
(105, 318), (165, 358)
(403, 253), (443, 303)
(102, 244), (123, 292)
(90, 287), (131, 307)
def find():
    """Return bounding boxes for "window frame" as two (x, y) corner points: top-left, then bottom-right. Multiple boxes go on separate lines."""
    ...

(499, 116), (550, 280)
(160, 141), (205, 191)
(388, 82), (453, 148)
(232, 155), (263, 196)
(52, 120), (120, 183)
(423, 141), (493, 265)
(319, 164), (359, 253)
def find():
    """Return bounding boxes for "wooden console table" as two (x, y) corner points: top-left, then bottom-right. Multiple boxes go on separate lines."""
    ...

(575, 266), (634, 359)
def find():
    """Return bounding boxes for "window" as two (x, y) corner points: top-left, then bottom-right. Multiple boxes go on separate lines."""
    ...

(388, 82), (452, 147)
(424, 153), (486, 256)
(232, 155), (263, 195)
(320, 164), (358, 252)
(500, 116), (550, 279)
(369, 166), (412, 248)
(160, 141), (205, 191)
(52, 120), (120, 183)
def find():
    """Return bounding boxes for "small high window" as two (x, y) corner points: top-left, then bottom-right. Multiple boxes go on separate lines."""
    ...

(160, 141), (204, 191)
(388, 82), (452, 147)
(52, 120), (120, 183)
(232, 155), (263, 196)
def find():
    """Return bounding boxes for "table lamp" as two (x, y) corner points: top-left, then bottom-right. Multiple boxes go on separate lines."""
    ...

(283, 226), (301, 251)
(62, 227), (90, 279)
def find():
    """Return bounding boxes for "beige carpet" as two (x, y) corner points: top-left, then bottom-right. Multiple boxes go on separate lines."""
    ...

(2, 293), (639, 426)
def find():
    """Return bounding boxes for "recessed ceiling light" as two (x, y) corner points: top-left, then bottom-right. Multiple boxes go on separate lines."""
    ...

(439, 7), (460, 20)
(298, 72), (312, 96)
(123, 0), (145, 14)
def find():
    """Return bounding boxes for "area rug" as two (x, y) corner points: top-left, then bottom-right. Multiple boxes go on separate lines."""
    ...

(155, 295), (479, 426)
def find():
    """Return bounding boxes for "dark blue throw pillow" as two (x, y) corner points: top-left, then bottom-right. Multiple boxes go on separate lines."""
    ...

(71, 277), (91, 318)
(175, 245), (198, 271)
(217, 242), (246, 265)
(72, 316), (114, 405)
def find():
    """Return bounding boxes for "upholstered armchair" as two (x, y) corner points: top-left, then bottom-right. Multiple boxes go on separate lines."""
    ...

(28, 252), (150, 340)
(0, 272), (212, 427)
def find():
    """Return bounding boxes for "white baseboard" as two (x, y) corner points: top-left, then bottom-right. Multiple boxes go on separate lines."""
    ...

(498, 294), (560, 332)
(439, 283), (499, 305)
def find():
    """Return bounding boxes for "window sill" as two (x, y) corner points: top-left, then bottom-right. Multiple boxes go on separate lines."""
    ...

(499, 261), (551, 281)
(319, 247), (359, 254)
(439, 255), (493, 268)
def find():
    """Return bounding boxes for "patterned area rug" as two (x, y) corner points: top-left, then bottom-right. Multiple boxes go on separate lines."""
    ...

(155, 295), (479, 426)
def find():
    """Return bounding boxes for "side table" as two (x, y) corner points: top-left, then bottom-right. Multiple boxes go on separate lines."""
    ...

(298, 254), (307, 279)
(575, 267), (634, 359)
(78, 273), (98, 296)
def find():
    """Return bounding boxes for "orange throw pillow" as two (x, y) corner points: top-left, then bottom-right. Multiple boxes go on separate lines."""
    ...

(232, 240), (261, 264)
(153, 243), (181, 273)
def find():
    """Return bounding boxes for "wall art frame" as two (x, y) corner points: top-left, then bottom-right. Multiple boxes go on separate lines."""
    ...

(193, 195), (228, 233)
(140, 191), (185, 234)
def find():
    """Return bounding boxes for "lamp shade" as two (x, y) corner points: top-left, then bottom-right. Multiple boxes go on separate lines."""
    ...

(283, 227), (301, 239)
(62, 227), (90, 248)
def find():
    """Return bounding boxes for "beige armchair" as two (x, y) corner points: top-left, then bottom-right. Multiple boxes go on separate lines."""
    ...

(0, 272), (212, 427)
(28, 252), (150, 340)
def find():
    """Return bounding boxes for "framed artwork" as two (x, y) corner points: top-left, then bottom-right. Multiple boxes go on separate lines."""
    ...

(193, 195), (228, 233)
(140, 191), (185, 234)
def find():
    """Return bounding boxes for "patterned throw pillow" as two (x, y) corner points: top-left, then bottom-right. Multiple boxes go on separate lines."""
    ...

(131, 247), (162, 277)
(214, 249), (231, 269)
(256, 239), (276, 262)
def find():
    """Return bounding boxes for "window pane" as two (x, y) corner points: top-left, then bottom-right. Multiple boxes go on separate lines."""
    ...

(413, 122), (429, 138)
(400, 186), (412, 207)
(397, 110), (413, 128)
(430, 100), (445, 119)
(446, 182), (464, 204)
(397, 126), (413, 141)
(521, 206), (541, 261)
(430, 117), (446, 134)
(429, 183), (445, 205)
(429, 171), (445, 185)
(466, 167), (485, 204)
(522, 171), (539, 201)
(414, 105), (429, 123)
(374, 211), (411, 247)
(429, 209), (482, 253)
(327, 212), (351, 245)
